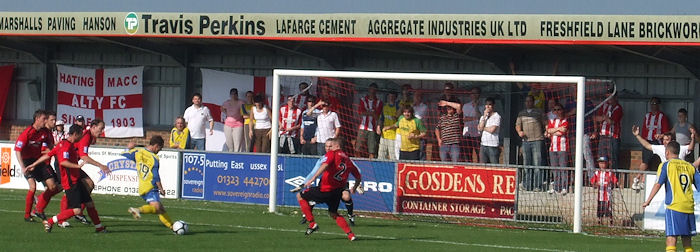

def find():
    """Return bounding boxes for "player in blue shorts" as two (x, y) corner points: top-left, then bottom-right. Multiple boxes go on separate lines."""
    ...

(123, 136), (176, 231)
(643, 141), (700, 252)
(292, 143), (362, 226)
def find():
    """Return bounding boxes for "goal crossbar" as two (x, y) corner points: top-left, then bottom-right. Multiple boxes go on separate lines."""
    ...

(269, 69), (587, 233)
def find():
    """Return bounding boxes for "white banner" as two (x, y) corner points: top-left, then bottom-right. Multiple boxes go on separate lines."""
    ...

(200, 69), (313, 151)
(643, 174), (700, 231)
(57, 65), (144, 138)
(0, 143), (180, 199)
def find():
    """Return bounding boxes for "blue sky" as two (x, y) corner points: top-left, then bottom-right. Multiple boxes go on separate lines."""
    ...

(4, 0), (699, 15)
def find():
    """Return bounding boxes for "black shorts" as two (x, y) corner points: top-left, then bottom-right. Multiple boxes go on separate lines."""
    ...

(65, 182), (92, 209)
(79, 169), (90, 180)
(300, 186), (344, 213)
(597, 201), (612, 217)
(23, 159), (56, 183)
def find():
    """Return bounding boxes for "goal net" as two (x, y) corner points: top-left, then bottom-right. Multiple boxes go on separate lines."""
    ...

(269, 69), (629, 233)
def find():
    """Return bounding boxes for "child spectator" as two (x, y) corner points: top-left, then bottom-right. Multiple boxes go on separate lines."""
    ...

(591, 156), (618, 225)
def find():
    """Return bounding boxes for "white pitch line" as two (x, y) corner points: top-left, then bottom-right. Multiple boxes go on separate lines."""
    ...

(0, 208), (571, 252)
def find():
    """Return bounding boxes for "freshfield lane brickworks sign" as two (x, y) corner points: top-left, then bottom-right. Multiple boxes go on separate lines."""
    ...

(2, 12), (700, 44)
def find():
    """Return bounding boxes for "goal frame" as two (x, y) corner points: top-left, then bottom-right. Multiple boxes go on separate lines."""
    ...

(269, 69), (587, 233)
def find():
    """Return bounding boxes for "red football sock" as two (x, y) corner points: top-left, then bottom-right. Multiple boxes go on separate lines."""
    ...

(35, 188), (59, 213)
(86, 206), (101, 226)
(79, 203), (85, 215)
(298, 199), (314, 223)
(334, 215), (352, 234)
(52, 209), (76, 225)
(60, 194), (68, 212)
(24, 190), (35, 218)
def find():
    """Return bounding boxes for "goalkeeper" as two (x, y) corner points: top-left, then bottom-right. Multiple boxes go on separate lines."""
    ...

(291, 145), (362, 226)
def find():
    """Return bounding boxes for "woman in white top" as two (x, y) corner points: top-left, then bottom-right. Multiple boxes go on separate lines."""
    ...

(249, 94), (272, 153)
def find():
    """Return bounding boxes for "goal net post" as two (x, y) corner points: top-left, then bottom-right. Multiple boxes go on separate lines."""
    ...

(269, 69), (587, 233)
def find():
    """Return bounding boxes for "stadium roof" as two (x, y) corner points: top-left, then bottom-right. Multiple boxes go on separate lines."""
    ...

(6, 0), (700, 15)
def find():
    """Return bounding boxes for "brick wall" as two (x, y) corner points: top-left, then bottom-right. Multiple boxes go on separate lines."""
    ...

(0, 121), (170, 147)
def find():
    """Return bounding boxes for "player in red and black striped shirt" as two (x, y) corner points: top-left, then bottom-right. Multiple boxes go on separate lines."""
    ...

(297, 138), (361, 241)
(15, 110), (57, 222)
(27, 124), (107, 233)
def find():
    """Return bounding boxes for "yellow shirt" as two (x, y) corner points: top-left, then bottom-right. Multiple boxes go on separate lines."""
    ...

(243, 103), (255, 125)
(657, 158), (700, 213)
(122, 147), (161, 196)
(396, 115), (426, 152)
(170, 127), (190, 149)
(381, 103), (400, 139)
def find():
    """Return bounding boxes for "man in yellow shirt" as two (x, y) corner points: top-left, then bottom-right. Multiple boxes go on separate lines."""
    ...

(169, 116), (190, 149)
(125, 136), (176, 231)
(643, 141), (700, 252)
(384, 106), (426, 160)
(377, 92), (400, 160)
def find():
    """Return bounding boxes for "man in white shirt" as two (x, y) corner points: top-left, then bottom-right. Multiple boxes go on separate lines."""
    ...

(633, 125), (695, 164)
(315, 100), (341, 155)
(183, 93), (213, 150)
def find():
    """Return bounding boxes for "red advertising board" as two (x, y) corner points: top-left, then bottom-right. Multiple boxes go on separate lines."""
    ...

(396, 163), (516, 219)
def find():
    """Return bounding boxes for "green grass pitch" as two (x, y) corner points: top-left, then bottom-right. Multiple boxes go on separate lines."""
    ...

(0, 189), (664, 251)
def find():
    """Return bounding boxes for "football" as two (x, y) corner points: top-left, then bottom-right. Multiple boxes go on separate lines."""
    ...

(172, 220), (188, 235)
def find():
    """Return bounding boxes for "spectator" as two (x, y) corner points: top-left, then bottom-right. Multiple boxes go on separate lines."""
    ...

(169, 116), (190, 149)
(75, 115), (85, 128)
(279, 95), (303, 154)
(632, 125), (695, 168)
(183, 93), (213, 150)
(398, 84), (412, 109)
(633, 97), (670, 190)
(670, 108), (696, 162)
(249, 94), (272, 153)
(594, 89), (623, 171)
(395, 85), (412, 160)
(52, 120), (66, 145)
(355, 83), (383, 158)
(377, 92), (400, 160)
(386, 106), (426, 160)
(546, 98), (558, 120)
(436, 100), (462, 162)
(315, 99), (341, 155)
(242, 91), (255, 152)
(412, 91), (429, 159)
(591, 156), (618, 225)
(462, 87), (484, 163)
(294, 82), (312, 111)
(478, 97), (501, 164)
(221, 88), (246, 152)
(438, 83), (462, 115)
(546, 103), (568, 194)
(565, 97), (596, 181)
(300, 96), (321, 155)
(516, 95), (546, 191)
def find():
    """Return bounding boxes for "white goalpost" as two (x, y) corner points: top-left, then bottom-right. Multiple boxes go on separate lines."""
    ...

(269, 69), (587, 233)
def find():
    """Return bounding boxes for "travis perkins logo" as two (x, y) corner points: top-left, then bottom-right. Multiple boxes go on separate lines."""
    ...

(124, 12), (138, 35)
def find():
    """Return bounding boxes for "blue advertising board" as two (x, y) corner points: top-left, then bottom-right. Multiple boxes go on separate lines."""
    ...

(181, 152), (284, 205)
(281, 157), (396, 213)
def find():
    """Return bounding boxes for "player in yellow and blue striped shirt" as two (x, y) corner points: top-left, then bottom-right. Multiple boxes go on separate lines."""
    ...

(643, 141), (700, 252)
(124, 136), (175, 230)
